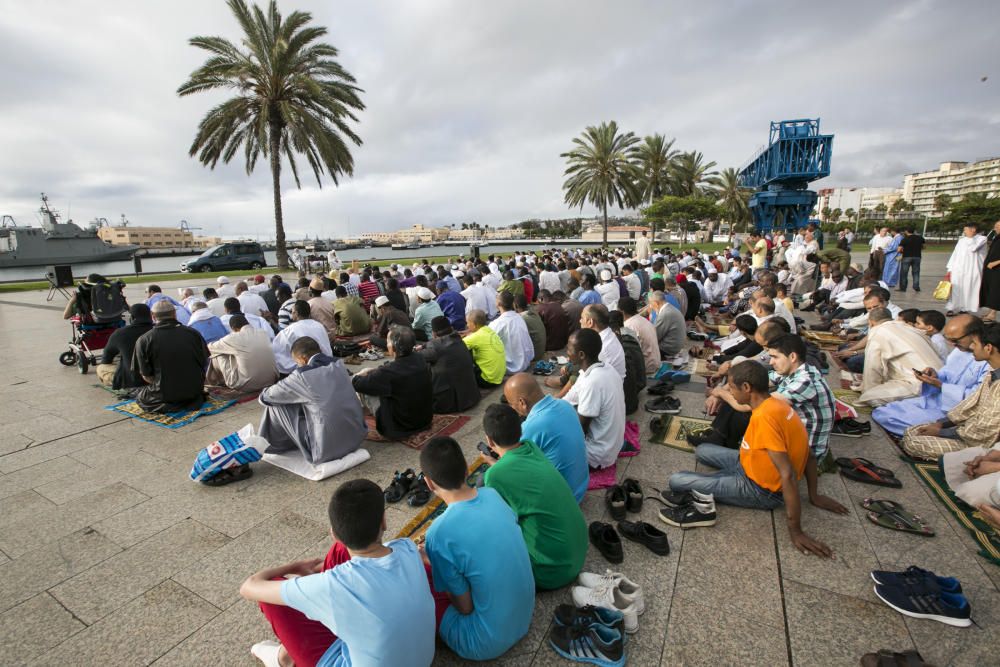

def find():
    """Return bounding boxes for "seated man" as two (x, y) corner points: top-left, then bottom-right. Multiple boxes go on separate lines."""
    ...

(435, 280), (467, 332)
(133, 300), (208, 413)
(236, 280), (271, 320)
(206, 314), (279, 393)
(620, 296), (660, 376)
(332, 286), (372, 337)
(352, 325), (433, 438)
(489, 291), (534, 374)
(481, 404), (588, 590)
(307, 278), (338, 339)
(420, 436), (535, 661)
(413, 287), (445, 341)
(239, 479), (436, 667)
(272, 301), (334, 375)
(187, 301), (229, 344)
(222, 297), (276, 340)
(647, 290), (686, 359)
(203, 287), (228, 317)
(873, 314), (989, 436)
(96, 303), (154, 391)
(858, 307), (943, 406)
(259, 336), (366, 465)
(765, 334), (836, 469)
(901, 322), (1000, 459)
(504, 373), (589, 501)
(514, 294), (546, 363)
(419, 316), (481, 414)
(564, 329), (626, 470)
(463, 309), (507, 388)
(581, 304), (626, 380)
(535, 289), (570, 351)
(940, 446), (1000, 521)
(667, 361), (847, 555)
(145, 284), (191, 324)
(370, 295), (412, 350)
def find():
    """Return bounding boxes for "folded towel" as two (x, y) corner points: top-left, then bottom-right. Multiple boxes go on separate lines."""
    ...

(263, 448), (371, 481)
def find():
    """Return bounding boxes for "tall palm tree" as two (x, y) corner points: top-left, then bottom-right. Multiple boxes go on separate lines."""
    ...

(668, 151), (719, 197)
(177, 0), (364, 268)
(634, 134), (676, 204)
(561, 121), (642, 246)
(713, 167), (750, 244)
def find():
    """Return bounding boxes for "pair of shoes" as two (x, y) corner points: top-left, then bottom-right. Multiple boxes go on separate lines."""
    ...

(605, 479), (643, 520)
(383, 469), (417, 502)
(686, 427), (723, 447)
(843, 417), (871, 433)
(831, 420), (865, 438)
(646, 379), (675, 396)
(406, 473), (432, 507)
(617, 520), (669, 556)
(658, 489), (717, 529)
(871, 566), (971, 627)
(572, 570), (644, 633)
(645, 396), (681, 415)
(358, 349), (383, 361)
(550, 606), (626, 666)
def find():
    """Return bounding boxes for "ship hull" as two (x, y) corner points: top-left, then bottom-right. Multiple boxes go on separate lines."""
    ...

(0, 240), (138, 268)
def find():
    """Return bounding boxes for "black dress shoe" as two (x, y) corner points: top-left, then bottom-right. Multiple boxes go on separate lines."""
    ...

(617, 520), (670, 556)
(647, 380), (676, 396)
(621, 478), (643, 513)
(589, 521), (623, 563)
(605, 485), (627, 521)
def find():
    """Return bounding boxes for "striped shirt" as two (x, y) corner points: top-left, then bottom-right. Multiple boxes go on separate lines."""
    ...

(769, 363), (835, 459)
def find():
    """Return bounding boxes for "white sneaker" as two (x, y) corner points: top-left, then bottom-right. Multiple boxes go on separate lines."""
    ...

(250, 640), (281, 667)
(572, 583), (641, 633)
(576, 569), (644, 615)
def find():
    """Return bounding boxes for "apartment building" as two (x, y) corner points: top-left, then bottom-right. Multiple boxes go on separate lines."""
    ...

(903, 158), (1000, 217)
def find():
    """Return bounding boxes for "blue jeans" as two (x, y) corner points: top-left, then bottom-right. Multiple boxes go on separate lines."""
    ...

(668, 444), (784, 510)
(899, 257), (921, 291)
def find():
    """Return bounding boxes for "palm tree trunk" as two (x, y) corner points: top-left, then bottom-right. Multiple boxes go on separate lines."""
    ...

(602, 201), (608, 248)
(269, 121), (288, 269)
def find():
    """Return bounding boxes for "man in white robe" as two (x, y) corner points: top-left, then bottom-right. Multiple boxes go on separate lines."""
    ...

(946, 223), (988, 314)
(634, 230), (652, 261)
(858, 308), (944, 407)
(872, 315), (988, 435)
(206, 315), (279, 392)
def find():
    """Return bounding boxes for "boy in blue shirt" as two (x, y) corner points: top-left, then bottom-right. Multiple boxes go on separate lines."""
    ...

(239, 479), (436, 667)
(420, 436), (536, 661)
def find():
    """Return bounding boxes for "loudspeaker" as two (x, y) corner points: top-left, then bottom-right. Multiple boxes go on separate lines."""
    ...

(51, 265), (74, 287)
(470, 245), (481, 260)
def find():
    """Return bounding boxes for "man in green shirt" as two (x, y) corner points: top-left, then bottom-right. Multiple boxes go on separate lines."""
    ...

(463, 309), (506, 387)
(498, 270), (524, 299)
(514, 294), (546, 362)
(332, 286), (372, 336)
(482, 403), (588, 590)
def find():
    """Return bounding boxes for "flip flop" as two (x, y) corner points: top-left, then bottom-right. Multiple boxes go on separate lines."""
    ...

(838, 459), (902, 488)
(862, 498), (934, 536)
(835, 457), (895, 479)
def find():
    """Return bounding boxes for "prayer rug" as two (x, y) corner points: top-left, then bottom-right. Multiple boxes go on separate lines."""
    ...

(588, 463), (618, 490)
(679, 358), (715, 377)
(93, 383), (132, 400)
(832, 388), (871, 414)
(907, 460), (1000, 566)
(649, 415), (713, 453)
(105, 394), (236, 429)
(365, 414), (471, 450)
(395, 455), (488, 543)
(207, 386), (261, 405)
(803, 330), (846, 349)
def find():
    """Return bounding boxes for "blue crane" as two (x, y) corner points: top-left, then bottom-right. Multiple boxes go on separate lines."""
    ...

(737, 118), (833, 234)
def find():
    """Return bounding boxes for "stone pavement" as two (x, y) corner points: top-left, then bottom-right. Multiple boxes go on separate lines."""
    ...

(1, 253), (997, 666)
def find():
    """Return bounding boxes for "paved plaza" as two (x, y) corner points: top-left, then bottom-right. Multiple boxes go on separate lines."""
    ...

(0, 251), (997, 666)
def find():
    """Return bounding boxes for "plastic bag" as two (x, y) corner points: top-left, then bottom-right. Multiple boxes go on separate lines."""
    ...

(190, 424), (264, 482)
(933, 280), (951, 301)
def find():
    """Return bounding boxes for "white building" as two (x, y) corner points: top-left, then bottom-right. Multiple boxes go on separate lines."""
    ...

(358, 224), (451, 244)
(816, 187), (901, 221)
(903, 158), (1000, 217)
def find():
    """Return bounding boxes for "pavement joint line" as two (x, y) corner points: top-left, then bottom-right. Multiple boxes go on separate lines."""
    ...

(0, 299), (65, 311)
(771, 511), (795, 667)
(48, 590), (91, 628)
(10, 416), (131, 454)
(658, 515), (686, 665)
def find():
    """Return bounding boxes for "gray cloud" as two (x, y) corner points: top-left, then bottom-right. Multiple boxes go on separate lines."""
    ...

(0, 0), (998, 239)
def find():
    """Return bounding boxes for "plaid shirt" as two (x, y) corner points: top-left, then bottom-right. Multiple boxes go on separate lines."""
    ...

(770, 363), (835, 458)
(341, 281), (360, 299)
(946, 370), (1000, 447)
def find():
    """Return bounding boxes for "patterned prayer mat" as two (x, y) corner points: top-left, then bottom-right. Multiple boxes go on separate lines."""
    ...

(832, 388), (871, 414)
(680, 358), (715, 377)
(907, 461), (1000, 567)
(396, 455), (488, 543)
(105, 394), (236, 429)
(649, 415), (713, 453)
(803, 330), (846, 349)
(365, 414), (471, 450)
(588, 462), (619, 490)
(206, 386), (262, 405)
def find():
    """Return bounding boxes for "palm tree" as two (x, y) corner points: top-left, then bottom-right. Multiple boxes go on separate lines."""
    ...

(634, 134), (676, 204)
(934, 193), (952, 217)
(177, 0), (364, 268)
(561, 121), (642, 246)
(668, 151), (719, 197)
(844, 207), (856, 226)
(713, 167), (750, 244)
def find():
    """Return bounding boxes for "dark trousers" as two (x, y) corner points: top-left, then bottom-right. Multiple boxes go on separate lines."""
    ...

(710, 402), (752, 449)
(899, 257), (921, 291)
(474, 364), (503, 389)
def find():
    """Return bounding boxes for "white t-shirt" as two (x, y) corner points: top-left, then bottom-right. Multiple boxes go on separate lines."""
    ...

(238, 291), (270, 318)
(565, 362), (626, 469)
(598, 327), (627, 380)
(271, 319), (332, 374)
(596, 282), (620, 310)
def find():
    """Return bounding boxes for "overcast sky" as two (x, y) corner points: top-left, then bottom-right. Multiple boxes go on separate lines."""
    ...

(1, 0), (997, 240)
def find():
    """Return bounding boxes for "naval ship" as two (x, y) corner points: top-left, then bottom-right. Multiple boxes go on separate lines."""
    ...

(0, 194), (138, 268)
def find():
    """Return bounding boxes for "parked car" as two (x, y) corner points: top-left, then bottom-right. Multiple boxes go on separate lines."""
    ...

(181, 242), (267, 273)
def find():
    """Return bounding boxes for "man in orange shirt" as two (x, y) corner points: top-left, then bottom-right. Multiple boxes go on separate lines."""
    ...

(663, 360), (846, 557)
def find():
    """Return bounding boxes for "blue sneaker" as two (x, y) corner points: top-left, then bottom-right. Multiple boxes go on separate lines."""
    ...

(549, 622), (625, 666)
(873, 583), (972, 627)
(871, 566), (962, 594)
(553, 604), (626, 640)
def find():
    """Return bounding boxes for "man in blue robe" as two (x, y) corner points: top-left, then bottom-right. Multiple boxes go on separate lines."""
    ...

(881, 230), (903, 287)
(872, 314), (988, 435)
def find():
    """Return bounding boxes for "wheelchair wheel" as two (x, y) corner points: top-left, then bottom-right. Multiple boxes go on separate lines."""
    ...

(59, 351), (78, 366)
(78, 353), (89, 374)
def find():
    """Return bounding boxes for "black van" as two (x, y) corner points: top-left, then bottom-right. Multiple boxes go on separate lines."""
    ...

(181, 242), (267, 273)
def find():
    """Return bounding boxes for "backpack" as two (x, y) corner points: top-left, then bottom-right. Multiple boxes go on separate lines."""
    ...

(80, 279), (127, 323)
